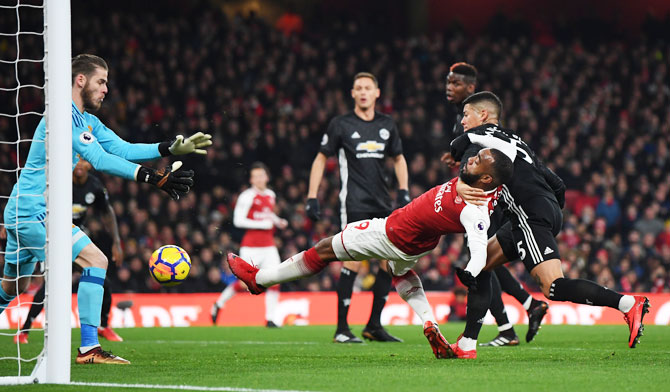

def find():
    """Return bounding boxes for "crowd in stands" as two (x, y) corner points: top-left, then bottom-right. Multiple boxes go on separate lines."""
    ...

(1, 3), (669, 296)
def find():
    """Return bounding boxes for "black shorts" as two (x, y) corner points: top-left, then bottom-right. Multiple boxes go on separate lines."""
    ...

(495, 196), (563, 272)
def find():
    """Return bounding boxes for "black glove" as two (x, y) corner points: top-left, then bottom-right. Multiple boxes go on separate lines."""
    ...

(455, 267), (478, 290)
(397, 189), (410, 208)
(137, 161), (194, 200)
(305, 198), (321, 221)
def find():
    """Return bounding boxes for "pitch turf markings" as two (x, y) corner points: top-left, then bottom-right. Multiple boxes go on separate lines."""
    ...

(70, 381), (316, 392)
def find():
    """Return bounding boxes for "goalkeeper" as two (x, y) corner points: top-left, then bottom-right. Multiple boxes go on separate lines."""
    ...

(0, 54), (212, 364)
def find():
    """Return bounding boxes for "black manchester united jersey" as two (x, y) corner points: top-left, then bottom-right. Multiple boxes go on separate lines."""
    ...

(450, 123), (565, 217)
(73, 173), (109, 227)
(319, 111), (403, 219)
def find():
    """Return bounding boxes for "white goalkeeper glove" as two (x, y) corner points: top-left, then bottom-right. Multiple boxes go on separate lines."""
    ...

(168, 132), (213, 155)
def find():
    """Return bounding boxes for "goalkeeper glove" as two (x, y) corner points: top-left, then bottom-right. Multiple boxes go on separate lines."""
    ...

(397, 189), (410, 208)
(159, 132), (213, 156)
(136, 161), (194, 200)
(455, 267), (478, 290)
(305, 198), (321, 221)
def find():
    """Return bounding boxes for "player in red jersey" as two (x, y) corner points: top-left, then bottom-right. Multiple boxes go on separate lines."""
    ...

(227, 148), (513, 358)
(211, 162), (287, 327)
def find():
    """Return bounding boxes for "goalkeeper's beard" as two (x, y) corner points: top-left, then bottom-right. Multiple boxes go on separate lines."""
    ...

(81, 83), (102, 113)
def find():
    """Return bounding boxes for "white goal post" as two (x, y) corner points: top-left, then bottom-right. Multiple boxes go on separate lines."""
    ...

(0, 0), (71, 385)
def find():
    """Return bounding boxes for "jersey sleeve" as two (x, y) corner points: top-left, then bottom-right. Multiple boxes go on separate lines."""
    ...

(73, 126), (140, 180)
(233, 190), (273, 230)
(465, 132), (518, 162)
(459, 204), (490, 277)
(318, 118), (341, 156)
(387, 121), (403, 157)
(90, 116), (161, 162)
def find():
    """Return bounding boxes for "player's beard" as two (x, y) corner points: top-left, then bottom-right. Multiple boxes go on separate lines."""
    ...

(81, 82), (102, 113)
(459, 167), (481, 186)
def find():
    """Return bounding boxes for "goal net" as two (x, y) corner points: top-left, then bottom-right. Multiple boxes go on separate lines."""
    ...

(0, 0), (71, 385)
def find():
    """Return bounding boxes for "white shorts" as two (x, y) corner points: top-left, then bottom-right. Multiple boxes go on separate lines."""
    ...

(240, 246), (281, 269)
(330, 218), (430, 276)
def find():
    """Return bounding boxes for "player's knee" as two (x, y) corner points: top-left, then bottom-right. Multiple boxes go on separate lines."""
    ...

(89, 251), (108, 270)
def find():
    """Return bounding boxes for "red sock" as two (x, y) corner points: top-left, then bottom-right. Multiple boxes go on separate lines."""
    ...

(303, 247), (327, 273)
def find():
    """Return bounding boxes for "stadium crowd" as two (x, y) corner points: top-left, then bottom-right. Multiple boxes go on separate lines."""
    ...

(1, 4), (669, 296)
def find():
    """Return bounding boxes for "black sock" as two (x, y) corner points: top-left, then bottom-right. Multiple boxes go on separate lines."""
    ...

(549, 278), (622, 309)
(494, 266), (530, 305)
(22, 283), (46, 331)
(336, 267), (357, 332)
(366, 267), (391, 329)
(489, 273), (512, 331)
(100, 279), (112, 328)
(463, 270), (492, 340)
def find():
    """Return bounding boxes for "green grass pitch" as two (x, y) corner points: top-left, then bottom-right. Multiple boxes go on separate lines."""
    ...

(1, 324), (669, 391)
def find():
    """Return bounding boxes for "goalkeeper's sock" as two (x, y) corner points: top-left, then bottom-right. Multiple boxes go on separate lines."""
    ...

(80, 324), (99, 349)
(256, 248), (327, 287)
(78, 267), (106, 347)
(0, 285), (16, 314)
(394, 270), (435, 325)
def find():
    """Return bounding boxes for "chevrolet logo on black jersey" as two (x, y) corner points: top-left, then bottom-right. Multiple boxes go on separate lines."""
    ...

(355, 140), (385, 159)
(356, 141), (385, 153)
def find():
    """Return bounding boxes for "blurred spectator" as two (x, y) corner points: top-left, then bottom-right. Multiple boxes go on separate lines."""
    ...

(0, 4), (668, 293)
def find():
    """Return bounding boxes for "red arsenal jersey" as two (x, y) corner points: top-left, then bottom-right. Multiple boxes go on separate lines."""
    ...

(233, 187), (277, 248)
(385, 177), (500, 256)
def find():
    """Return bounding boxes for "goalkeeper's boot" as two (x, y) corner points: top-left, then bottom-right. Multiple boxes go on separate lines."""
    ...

(362, 325), (403, 342)
(450, 335), (477, 359)
(624, 295), (650, 348)
(14, 331), (28, 344)
(76, 346), (130, 364)
(423, 321), (454, 359)
(479, 331), (519, 347)
(98, 326), (123, 342)
(227, 253), (265, 295)
(333, 329), (363, 343)
(526, 299), (549, 343)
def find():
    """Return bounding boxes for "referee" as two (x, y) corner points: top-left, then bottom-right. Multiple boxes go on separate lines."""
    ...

(306, 72), (409, 343)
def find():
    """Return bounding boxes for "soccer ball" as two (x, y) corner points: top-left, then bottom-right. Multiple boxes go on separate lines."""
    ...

(148, 245), (191, 286)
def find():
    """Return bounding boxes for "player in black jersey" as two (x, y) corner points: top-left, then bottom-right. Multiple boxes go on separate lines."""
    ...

(441, 63), (548, 346)
(306, 72), (409, 343)
(15, 160), (125, 344)
(446, 91), (649, 359)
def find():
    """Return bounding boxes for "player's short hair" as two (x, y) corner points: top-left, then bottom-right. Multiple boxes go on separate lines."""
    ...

(72, 54), (108, 85)
(250, 161), (270, 175)
(353, 72), (378, 87)
(488, 148), (514, 187)
(463, 91), (503, 118)
(449, 62), (477, 84)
